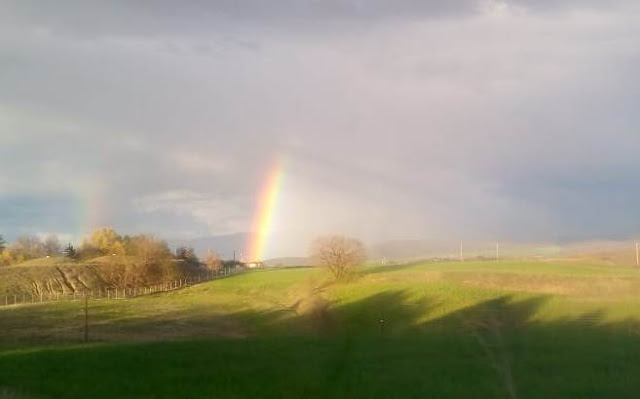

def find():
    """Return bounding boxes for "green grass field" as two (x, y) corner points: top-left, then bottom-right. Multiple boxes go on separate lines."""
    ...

(3, 260), (640, 398)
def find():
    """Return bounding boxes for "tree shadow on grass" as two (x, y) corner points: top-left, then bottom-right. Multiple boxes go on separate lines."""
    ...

(3, 289), (640, 398)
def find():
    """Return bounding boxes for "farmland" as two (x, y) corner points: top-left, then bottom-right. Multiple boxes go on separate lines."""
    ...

(2, 260), (640, 398)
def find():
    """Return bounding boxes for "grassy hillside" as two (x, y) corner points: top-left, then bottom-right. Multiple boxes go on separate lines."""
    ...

(0, 256), (197, 297)
(2, 260), (640, 398)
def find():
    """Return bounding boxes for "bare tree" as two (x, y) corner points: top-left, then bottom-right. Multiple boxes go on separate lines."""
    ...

(43, 235), (62, 256)
(310, 235), (366, 280)
(176, 246), (199, 264)
(204, 251), (222, 272)
(128, 234), (171, 265)
(14, 235), (45, 259)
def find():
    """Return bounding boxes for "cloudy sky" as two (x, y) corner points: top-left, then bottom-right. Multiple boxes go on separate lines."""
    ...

(1, 0), (639, 256)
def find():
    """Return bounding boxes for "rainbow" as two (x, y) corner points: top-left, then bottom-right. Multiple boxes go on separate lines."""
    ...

(246, 158), (284, 262)
(73, 181), (106, 243)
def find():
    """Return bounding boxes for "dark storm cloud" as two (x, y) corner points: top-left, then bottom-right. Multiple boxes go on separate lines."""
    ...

(496, 165), (640, 241)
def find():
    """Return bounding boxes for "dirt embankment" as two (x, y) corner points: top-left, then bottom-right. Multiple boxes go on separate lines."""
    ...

(0, 257), (198, 296)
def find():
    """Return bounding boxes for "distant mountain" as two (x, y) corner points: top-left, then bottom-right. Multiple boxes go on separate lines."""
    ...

(169, 234), (640, 265)
(368, 238), (577, 261)
(263, 257), (310, 267)
(168, 230), (310, 262)
(169, 233), (249, 260)
(369, 239), (462, 260)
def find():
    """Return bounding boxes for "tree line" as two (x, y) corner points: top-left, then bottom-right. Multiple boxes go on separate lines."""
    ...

(0, 228), (222, 271)
(0, 230), (369, 281)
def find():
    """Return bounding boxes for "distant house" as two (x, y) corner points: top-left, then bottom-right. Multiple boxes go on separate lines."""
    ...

(244, 261), (264, 269)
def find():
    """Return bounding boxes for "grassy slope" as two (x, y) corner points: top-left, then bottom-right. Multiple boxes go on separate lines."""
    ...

(2, 260), (640, 398)
(0, 256), (193, 297)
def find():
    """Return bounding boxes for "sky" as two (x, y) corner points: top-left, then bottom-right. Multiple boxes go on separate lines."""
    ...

(1, 0), (640, 257)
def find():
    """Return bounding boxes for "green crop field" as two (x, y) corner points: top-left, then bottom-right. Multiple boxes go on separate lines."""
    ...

(3, 260), (640, 398)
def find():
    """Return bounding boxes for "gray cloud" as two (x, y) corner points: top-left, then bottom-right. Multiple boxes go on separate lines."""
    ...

(2, 1), (480, 37)
(1, 1), (640, 256)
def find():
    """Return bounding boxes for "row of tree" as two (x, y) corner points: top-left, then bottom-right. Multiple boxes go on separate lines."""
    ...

(1, 230), (368, 280)
(0, 234), (64, 265)
(0, 228), (222, 270)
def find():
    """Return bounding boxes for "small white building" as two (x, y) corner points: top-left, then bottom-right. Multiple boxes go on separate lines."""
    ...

(244, 261), (264, 269)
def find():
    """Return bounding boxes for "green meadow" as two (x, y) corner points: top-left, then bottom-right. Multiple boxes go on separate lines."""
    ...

(3, 260), (640, 398)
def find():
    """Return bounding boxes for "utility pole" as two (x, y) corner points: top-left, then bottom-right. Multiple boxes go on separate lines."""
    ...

(233, 250), (236, 262)
(635, 242), (639, 267)
(460, 241), (464, 262)
(496, 242), (500, 264)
